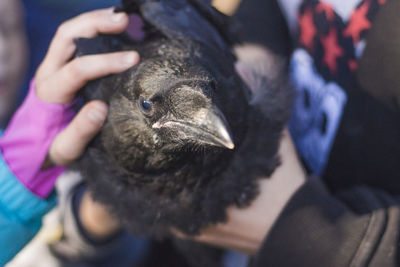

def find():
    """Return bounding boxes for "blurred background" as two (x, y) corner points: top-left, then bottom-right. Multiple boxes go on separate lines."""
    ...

(2, 1), (290, 266)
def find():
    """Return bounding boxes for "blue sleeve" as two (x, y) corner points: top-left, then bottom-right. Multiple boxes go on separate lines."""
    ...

(0, 152), (56, 265)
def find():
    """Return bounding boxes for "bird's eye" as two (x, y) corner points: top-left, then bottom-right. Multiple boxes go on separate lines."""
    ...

(139, 96), (153, 115)
(142, 99), (151, 110)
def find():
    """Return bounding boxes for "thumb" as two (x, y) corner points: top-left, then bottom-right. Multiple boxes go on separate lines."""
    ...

(49, 100), (108, 166)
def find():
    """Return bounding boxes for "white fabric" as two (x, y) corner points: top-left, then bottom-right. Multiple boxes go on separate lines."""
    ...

(321, 0), (363, 21)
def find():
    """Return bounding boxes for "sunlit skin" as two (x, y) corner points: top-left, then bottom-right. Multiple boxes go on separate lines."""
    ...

(0, 0), (27, 125)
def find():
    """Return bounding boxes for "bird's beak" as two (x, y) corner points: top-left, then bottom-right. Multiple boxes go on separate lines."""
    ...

(153, 105), (235, 150)
(193, 106), (235, 149)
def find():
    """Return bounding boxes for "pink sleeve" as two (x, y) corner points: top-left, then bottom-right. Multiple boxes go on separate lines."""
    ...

(0, 80), (76, 199)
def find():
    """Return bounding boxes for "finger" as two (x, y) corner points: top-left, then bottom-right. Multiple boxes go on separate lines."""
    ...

(38, 8), (129, 77)
(79, 192), (121, 239)
(49, 101), (108, 166)
(37, 51), (139, 103)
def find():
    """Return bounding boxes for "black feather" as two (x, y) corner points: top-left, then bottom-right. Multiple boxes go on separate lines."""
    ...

(74, 0), (292, 259)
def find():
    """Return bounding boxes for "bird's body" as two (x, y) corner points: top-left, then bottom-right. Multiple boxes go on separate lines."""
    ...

(75, 0), (291, 238)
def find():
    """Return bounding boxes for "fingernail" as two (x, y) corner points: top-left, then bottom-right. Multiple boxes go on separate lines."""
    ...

(88, 105), (107, 125)
(122, 52), (139, 66)
(111, 12), (126, 23)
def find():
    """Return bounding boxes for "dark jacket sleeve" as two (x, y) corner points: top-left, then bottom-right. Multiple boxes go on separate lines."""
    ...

(252, 177), (400, 267)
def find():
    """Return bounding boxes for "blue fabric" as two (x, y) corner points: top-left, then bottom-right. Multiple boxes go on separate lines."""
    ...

(0, 151), (56, 265)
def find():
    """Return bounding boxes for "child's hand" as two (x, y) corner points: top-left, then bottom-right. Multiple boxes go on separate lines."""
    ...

(35, 8), (140, 165)
(0, 8), (140, 198)
(35, 8), (138, 104)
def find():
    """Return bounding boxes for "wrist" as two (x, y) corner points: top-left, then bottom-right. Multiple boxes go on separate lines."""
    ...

(0, 79), (75, 198)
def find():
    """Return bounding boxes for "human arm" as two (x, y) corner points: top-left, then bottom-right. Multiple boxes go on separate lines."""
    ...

(0, 8), (140, 265)
(191, 130), (400, 267)
(0, 100), (108, 265)
(251, 176), (400, 267)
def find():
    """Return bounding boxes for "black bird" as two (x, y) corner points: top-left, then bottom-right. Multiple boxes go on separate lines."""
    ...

(75, 0), (291, 247)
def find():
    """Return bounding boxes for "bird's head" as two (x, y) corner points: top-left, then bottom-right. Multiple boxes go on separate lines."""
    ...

(99, 40), (246, 175)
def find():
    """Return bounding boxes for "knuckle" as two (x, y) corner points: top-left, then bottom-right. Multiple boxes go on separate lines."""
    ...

(82, 10), (101, 23)
(87, 9), (113, 23)
(50, 141), (67, 165)
(55, 21), (70, 38)
(34, 78), (50, 101)
(67, 58), (84, 79)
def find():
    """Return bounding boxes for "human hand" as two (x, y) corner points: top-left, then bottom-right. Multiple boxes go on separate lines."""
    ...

(35, 8), (140, 165)
(0, 8), (140, 198)
(35, 7), (138, 105)
(176, 130), (306, 255)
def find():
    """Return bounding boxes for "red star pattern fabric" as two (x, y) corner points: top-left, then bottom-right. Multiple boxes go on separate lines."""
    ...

(348, 59), (358, 71)
(299, 8), (317, 51)
(316, 2), (335, 21)
(321, 28), (344, 74)
(344, 1), (372, 43)
(297, 0), (386, 84)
